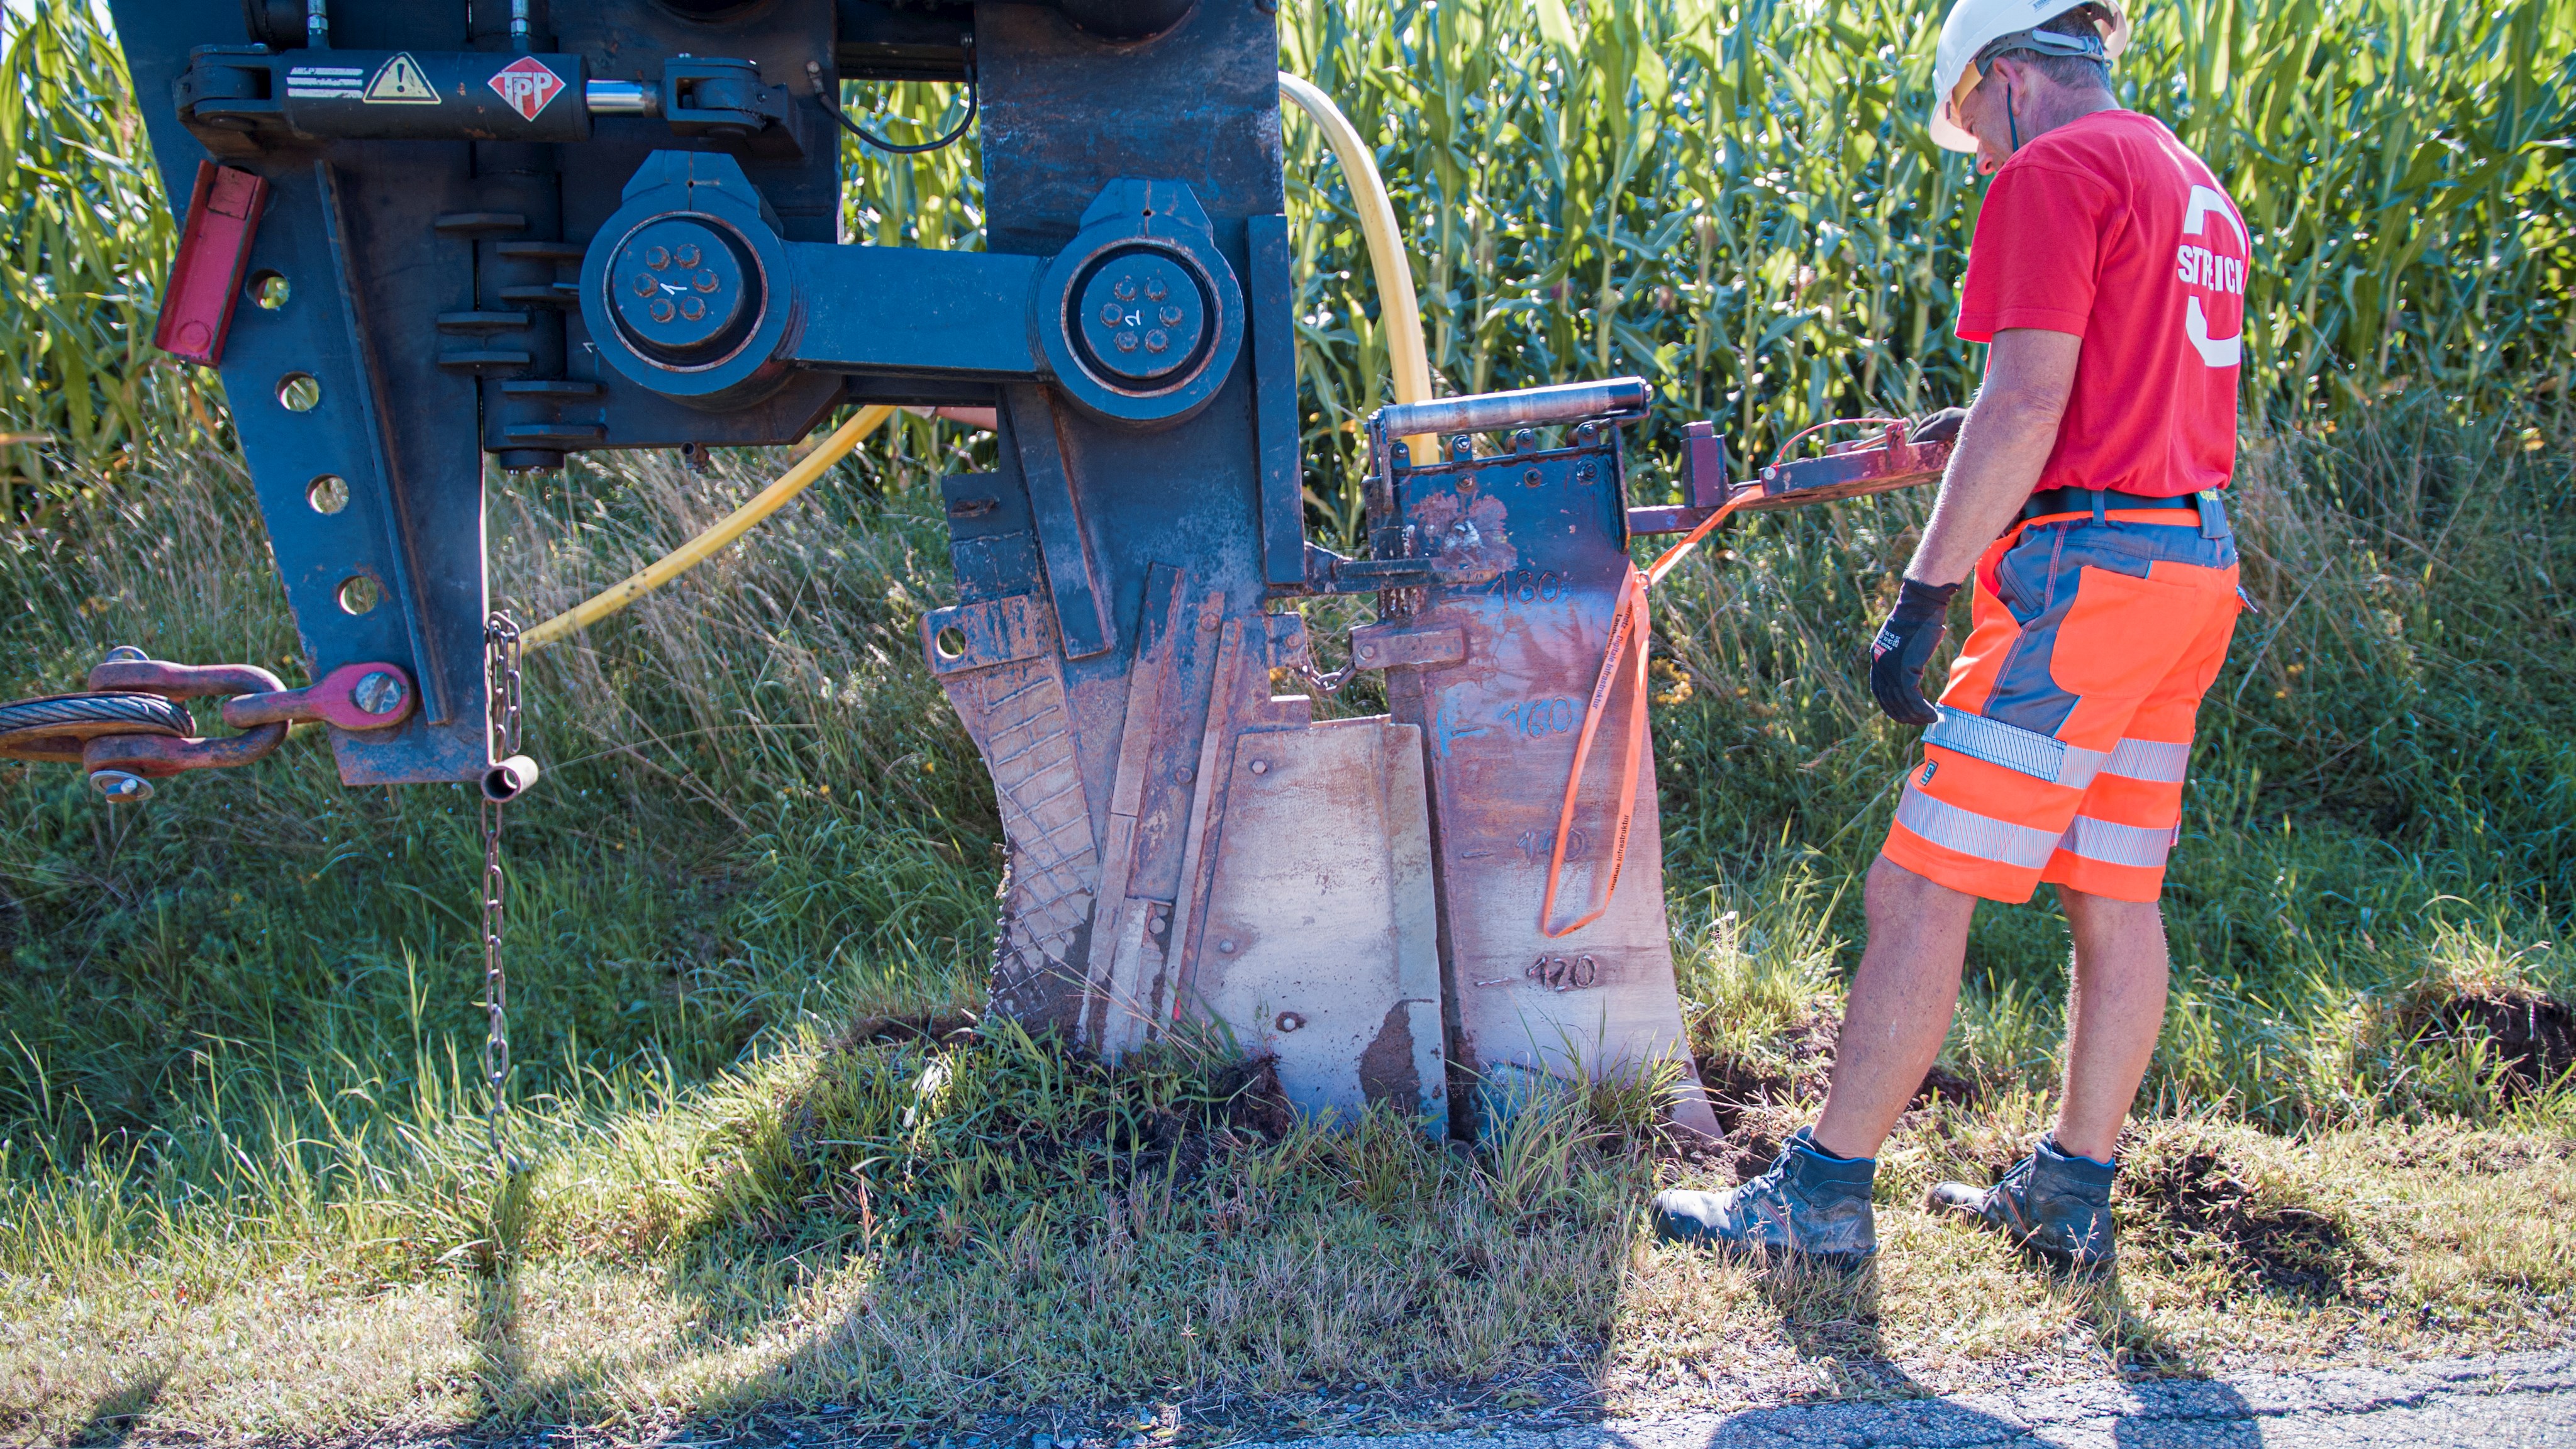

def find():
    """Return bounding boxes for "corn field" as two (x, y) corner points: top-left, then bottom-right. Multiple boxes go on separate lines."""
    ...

(5, 0), (2572, 513)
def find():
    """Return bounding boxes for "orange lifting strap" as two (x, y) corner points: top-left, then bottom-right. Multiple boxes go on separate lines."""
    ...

(1538, 492), (1752, 938)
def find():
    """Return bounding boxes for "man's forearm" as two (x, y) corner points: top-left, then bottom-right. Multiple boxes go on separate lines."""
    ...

(1902, 327), (2082, 586)
(1905, 388), (2065, 585)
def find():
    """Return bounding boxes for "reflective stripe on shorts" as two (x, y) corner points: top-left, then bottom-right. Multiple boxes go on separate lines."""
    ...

(1926, 708), (2108, 787)
(1896, 782), (2061, 869)
(2056, 814), (2179, 868)
(2102, 736), (2191, 784)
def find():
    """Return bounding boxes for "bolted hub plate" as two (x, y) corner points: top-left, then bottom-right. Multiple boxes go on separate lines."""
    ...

(608, 216), (756, 365)
(1071, 248), (1208, 386)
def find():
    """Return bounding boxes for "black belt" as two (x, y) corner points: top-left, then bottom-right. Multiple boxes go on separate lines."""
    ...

(2019, 485), (2231, 538)
(2022, 487), (2199, 520)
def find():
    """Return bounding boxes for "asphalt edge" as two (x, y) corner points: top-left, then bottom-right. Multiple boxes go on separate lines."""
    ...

(1221, 1350), (2576, 1449)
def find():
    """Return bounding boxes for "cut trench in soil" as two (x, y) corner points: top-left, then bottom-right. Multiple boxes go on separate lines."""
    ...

(2402, 990), (2576, 1099)
(1690, 1013), (1980, 1179)
(830, 1009), (981, 1050)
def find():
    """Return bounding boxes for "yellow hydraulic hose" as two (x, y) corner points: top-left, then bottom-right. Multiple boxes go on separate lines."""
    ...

(1275, 72), (1437, 461)
(521, 75), (1433, 650)
(521, 404), (896, 652)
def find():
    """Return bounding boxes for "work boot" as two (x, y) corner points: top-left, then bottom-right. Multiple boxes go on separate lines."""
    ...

(1651, 1126), (1877, 1268)
(1927, 1135), (2118, 1270)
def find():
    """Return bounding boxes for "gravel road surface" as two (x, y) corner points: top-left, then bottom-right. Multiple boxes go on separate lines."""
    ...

(1233, 1352), (2573, 1449)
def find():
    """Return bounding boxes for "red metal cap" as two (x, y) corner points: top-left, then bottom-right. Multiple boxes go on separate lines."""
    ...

(153, 162), (269, 366)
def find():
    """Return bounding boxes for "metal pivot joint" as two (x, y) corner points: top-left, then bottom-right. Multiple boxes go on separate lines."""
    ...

(1032, 180), (1246, 428)
(579, 157), (1246, 430)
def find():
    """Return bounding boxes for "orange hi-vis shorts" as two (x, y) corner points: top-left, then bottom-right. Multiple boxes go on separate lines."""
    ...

(1881, 505), (2242, 904)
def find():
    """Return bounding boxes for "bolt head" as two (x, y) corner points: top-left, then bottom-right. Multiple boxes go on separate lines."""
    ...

(1218, 938), (1238, 953)
(1247, 758), (1268, 775)
(1275, 1012), (1305, 1033)
(352, 670), (406, 717)
(1358, 644), (1377, 660)
(89, 769), (153, 803)
(1451, 436), (1474, 459)
(1174, 765), (1193, 784)
(1143, 330), (1169, 354)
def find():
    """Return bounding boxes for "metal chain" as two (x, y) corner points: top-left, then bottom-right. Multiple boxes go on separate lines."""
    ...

(1283, 617), (1360, 698)
(481, 611), (523, 1172)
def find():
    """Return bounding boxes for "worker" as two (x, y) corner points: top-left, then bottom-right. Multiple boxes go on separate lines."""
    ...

(1653, 0), (2250, 1270)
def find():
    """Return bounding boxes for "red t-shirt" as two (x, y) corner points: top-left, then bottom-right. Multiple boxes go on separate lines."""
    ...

(1956, 109), (2248, 498)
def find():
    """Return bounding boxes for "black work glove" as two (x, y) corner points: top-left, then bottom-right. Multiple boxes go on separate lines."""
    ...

(1908, 406), (1969, 445)
(1868, 577), (1959, 726)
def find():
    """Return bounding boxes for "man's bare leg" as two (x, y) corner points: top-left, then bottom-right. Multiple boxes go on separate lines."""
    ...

(2050, 886), (2170, 1162)
(1809, 855), (1980, 1161)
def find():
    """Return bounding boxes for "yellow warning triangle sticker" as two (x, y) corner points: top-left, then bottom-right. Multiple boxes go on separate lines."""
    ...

(364, 53), (440, 104)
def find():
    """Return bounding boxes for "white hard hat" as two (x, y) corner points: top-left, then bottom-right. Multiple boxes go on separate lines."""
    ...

(1929, 0), (2129, 152)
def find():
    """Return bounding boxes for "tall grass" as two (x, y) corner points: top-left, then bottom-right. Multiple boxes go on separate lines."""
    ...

(0, 7), (184, 514)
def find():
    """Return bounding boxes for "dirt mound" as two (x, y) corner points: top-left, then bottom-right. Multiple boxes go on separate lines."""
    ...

(2401, 990), (2576, 1097)
(1914, 1062), (1980, 1109)
(1694, 1012), (1977, 1152)
(1116, 1055), (1297, 1182)
(2121, 1144), (2357, 1297)
(1212, 1053), (1297, 1140)
(830, 1009), (980, 1049)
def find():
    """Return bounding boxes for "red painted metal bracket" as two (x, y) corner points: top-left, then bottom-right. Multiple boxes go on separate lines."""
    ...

(77, 657), (417, 780)
(1627, 421), (1952, 535)
(153, 160), (269, 365)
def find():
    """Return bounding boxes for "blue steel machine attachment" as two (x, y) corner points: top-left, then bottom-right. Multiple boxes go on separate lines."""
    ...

(30, 1), (1948, 1140)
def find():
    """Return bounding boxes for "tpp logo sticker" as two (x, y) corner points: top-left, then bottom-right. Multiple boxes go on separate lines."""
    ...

(489, 57), (564, 121)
